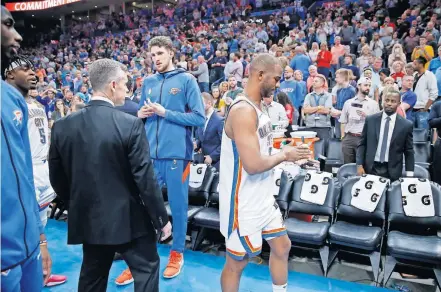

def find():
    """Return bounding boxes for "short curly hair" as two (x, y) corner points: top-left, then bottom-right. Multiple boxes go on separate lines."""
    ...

(148, 36), (173, 52)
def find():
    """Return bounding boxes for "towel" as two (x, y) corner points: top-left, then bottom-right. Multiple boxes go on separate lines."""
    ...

(400, 178), (434, 217)
(189, 164), (208, 189)
(350, 175), (389, 212)
(300, 170), (333, 205)
(272, 162), (300, 197)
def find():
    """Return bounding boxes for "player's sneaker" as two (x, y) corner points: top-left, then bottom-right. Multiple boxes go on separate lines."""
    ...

(163, 251), (184, 279)
(45, 274), (67, 287)
(115, 268), (133, 286)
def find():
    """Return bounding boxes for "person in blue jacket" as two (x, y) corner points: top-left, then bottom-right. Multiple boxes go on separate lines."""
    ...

(116, 36), (205, 284)
(1, 5), (52, 291)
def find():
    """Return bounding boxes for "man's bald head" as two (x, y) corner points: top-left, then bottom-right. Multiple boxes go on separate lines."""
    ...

(249, 53), (282, 76)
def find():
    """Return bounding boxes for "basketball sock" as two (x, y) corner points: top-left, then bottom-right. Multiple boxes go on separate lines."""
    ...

(272, 283), (287, 292)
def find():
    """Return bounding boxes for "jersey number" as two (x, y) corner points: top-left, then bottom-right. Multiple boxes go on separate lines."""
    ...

(39, 128), (46, 144)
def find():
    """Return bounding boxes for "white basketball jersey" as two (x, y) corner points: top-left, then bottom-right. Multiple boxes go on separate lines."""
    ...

(219, 96), (276, 238)
(27, 101), (49, 162)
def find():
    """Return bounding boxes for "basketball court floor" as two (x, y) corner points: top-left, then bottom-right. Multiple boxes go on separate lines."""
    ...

(41, 220), (401, 292)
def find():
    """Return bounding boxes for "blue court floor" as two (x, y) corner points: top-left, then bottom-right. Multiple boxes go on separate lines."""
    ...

(43, 220), (389, 292)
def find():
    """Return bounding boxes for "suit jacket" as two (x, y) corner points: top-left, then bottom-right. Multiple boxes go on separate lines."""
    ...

(356, 112), (415, 181)
(115, 97), (139, 117)
(195, 111), (224, 170)
(49, 100), (168, 245)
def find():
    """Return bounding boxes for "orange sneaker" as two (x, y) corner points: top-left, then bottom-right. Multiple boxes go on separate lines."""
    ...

(163, 251), (184, 279)
(115, 268), (133, 286)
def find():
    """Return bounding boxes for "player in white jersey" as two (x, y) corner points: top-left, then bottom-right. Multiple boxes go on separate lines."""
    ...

(219, 54), (311, 292)
(5, 56), (67, 287)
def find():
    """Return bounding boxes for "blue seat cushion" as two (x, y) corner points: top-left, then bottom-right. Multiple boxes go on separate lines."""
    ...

(387, 231), (441, 262)
(328, 221), (382, 251)
(285, 217), (330, 245)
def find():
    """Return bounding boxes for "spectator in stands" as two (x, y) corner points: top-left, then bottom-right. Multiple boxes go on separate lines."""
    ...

(212, 87), (226, 117)
(411, 36), (434, 69)
(49, 99), (68, 128)
(340, 77), (380, 164)
(223, 75), (243, 107)
(356, 90), (414, 181)
(428, 46), (441, 74)
(399, 75), (417, 122)
(191, 55), (210, 93)
(290, 46), (311, 81)
(331, 69), (357, 139)
(331, 36), (345, 77)
(342, 54), (360, 81)
(224, 52), (243, 87)
(195, 92), (223, 170)
(316, 43), (333, 80)
(412, 57), (438, 129)
(279, 66), (301, 123)
(302, 74), (333, 142)
(263, 94), (289, 130)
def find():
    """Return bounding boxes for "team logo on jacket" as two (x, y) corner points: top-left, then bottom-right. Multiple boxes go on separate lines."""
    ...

(169, 88), (181, 95)
(13, 110), (23, 126)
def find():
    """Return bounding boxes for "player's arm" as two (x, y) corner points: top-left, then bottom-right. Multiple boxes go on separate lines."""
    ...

(229, 103), (309, 175)
(163, 76), (205, 127)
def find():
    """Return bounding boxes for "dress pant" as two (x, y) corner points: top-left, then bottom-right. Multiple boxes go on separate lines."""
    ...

(371, 162), (390, 180)
(79, 234), (159, 292)
(342, 133), (361, 164)
(433, 138), (441, 185)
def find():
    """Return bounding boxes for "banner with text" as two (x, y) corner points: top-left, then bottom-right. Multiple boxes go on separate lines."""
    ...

(6, 0), (81, 11)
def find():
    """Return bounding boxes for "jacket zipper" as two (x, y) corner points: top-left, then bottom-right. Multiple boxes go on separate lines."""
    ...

(156, 77), (166, 159)
(1, 121), (30, 257)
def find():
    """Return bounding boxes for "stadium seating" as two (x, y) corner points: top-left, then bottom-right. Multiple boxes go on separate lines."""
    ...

(313, 138), (325, 160)
(413, 142), (432, 170)
(284, 173), (339, 276)
(382, 180), (441, 288)
(413, 128), (429, 143)
(327, 177), (387, 283)
(323, 138), (344, 175)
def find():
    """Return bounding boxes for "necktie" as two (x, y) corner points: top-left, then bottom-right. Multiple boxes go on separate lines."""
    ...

(379, 116), (391, 163)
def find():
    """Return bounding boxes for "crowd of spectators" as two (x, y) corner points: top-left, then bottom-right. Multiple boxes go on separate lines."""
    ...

(17, 0), (441, 151)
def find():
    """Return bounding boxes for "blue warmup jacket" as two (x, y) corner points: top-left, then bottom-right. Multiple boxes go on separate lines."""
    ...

(1, 81), (43, 271)
(139, 69), (205, 160)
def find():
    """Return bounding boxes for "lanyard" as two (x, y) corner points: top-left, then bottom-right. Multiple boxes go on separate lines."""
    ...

(313, 94), (321, 107)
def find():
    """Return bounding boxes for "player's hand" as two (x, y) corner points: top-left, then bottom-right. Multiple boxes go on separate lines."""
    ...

(40, 244), (52, 285)
(160, 221), (172, 241)
(147, 99), (166, 117)
(357, 165), (366, 176)
(282, 144), (311, 162)
(204, 155), (213, 165)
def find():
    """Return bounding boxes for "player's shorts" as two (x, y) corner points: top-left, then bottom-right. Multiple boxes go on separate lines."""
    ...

(33, 161), (56, 227)
(226, 206), (287, 261)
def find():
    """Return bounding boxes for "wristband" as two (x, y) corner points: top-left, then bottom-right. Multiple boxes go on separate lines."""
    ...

(39, 240), (48, 246)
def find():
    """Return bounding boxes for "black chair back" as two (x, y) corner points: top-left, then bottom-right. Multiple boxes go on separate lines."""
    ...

(413, 142), (431, 164)
(337, 177), (387, 221)
(275, 171), (294, 212)
(208, 173), (219, 204)
(387, 180), (441, 228)
(288, 173), (338, 217)
(326, 138), (343, 161)
(189, 164), (217, 205)
(337, 163), (357, 184)
(413, 128), (429, 142)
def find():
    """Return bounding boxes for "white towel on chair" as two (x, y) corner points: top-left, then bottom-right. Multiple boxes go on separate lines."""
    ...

(189, 164), (208, 189)
(300, 170), (333, 205)
(272, 162), (300, 197)
(400, 178), (434, 217)
(350, 175), (389, 212)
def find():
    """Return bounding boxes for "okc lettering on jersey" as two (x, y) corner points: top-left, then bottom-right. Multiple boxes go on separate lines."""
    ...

(258, 122), (272, 139)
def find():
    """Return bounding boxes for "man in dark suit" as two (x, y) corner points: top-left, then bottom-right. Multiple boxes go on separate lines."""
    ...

(195, 92), (224, 170)
(116, 96), (139, 116)
(48, 59), (171, 292)
(357, 90), (415, 181)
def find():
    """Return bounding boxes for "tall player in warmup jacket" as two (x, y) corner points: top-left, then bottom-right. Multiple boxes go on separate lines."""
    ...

(5, 56), (67, 287)
(219, 54), (311, 292)
(116, 36), (205, 284)
(1, 6), (52, 291)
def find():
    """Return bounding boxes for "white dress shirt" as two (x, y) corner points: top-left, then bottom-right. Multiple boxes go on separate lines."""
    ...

(264, 101), (289, 128)
(204, 109), (214, 133)
(91, 96), (115, 106)
(375, 112), (397, 162)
